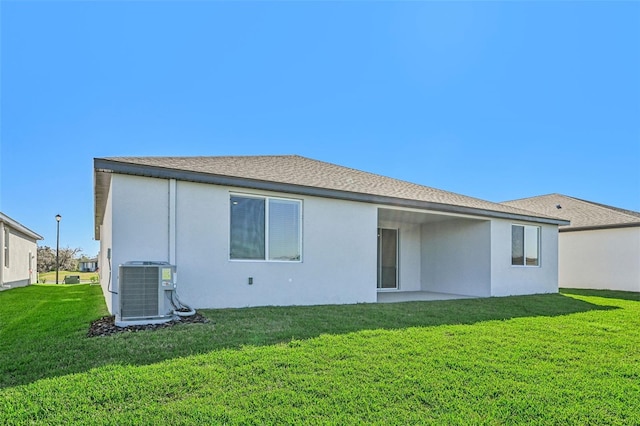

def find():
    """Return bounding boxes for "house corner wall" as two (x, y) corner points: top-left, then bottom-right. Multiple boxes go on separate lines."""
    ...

(105, 175), (380, 309)
(559, 227), (640, 292)
(490, 220), (559, 296)
(106, 174), (172, 315)
(1, 224), (39, 289)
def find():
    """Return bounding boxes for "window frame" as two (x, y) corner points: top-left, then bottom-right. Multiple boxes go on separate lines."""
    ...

(229, 193), (303, 263)
(3, 227), (9, 268)
(511, 224), (541, 267)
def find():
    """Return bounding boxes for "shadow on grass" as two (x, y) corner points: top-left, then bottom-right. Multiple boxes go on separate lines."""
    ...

(201, 292), (619, 349)
(0, 286), (619, 389)
(561, 287), (640, 302)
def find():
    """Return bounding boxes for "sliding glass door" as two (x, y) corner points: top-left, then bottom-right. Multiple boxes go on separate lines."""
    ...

(377, 228), (398, 289)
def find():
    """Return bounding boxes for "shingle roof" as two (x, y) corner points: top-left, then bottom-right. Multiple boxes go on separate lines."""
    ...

(94, 155), (568, 238)
(503, 194), (640, 231)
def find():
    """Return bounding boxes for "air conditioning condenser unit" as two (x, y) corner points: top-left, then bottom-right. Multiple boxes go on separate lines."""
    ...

(116, 261), (177, 327)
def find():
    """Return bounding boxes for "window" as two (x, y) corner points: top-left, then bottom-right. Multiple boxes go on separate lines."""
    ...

(230, 195), (301, 261)
(3, 228), (9, 268)
(511, 224), (540, 266)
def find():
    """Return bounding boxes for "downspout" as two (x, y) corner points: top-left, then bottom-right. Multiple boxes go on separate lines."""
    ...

(168, 179), (177, 265)
(166, 178), (195, 316)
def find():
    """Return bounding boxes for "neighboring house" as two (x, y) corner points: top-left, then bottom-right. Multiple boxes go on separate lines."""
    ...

(503, 194), (640, 292)
(78, 257), (98, 272)
(94, 155), (568, 314)
(0, 212), (43, 290)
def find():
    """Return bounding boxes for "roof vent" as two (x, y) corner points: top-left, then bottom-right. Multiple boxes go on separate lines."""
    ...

(556, 204), (562, 209)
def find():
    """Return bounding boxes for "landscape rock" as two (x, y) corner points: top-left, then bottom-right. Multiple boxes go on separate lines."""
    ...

(87, 312), (209, 337)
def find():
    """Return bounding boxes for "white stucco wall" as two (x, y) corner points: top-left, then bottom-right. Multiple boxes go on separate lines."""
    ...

(559, 227), (640, 292)
(97, 172), (565, 312)
(1, 224), (38, 288)
(112, 175), (170, 264)
(5, 229), (38, 287)
(175, 181), (378, 308)
(101, 175), (378, 312)
(108, 175), (171, 314)
(420, 219), (492, 297)
(490, 220), (558, 296)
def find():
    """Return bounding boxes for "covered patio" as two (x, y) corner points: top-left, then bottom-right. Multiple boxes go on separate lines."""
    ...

(377, 291), (476, 303)
(377, 207), (493, 300)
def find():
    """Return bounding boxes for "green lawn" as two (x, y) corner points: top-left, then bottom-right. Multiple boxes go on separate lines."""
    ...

(38, 270), (98, 283)
(1, 285), (638, 425)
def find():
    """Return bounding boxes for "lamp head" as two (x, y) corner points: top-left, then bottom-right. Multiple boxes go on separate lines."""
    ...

(55, 214), (62, 222)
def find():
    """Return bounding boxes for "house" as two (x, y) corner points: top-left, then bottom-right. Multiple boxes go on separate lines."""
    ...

(0, 212), (43, 290)
(93, 155), (568, 314)
(503, 194), (640, 292)
(78, 257), (98, 272)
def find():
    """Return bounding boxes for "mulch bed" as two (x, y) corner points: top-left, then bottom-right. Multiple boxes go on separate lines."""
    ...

(88, 312), (209, 337)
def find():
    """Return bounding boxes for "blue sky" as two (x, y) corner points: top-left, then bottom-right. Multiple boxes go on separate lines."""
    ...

(1, 1), (639, 256)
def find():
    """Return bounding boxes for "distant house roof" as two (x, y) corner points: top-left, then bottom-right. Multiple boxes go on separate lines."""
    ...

(503, 194), (640, 232)
(0, 212), (43, 241)
(94, 155), (568, 238)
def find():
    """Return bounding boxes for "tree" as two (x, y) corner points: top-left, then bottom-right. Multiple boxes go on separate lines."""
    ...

(37, 246), (55, 273)
(37, 246), (82, 272)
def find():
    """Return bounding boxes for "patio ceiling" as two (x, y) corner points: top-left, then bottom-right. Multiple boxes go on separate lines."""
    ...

(378, 208), (485, 225)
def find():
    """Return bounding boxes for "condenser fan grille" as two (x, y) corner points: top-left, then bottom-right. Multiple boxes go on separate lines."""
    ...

(120, 266), (160, 319)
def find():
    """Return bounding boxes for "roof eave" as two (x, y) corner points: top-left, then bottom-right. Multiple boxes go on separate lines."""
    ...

(94, 164), (113, 240)
(93, 158), (569, 227)
(560, 222), (640, 232)
(0, 213), (43, 241)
